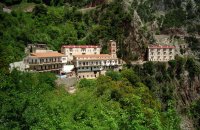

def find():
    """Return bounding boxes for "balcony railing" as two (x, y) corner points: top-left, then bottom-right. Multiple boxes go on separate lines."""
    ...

(32, 66), (62, 71)
(29, 60), (62, 65)
(37, 68), (61, 72)
(78, 62), (118, 67)
(79, 63), (101, 66)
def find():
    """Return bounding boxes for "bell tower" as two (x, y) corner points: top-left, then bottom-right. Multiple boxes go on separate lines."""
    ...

(109, 40), (117, 58)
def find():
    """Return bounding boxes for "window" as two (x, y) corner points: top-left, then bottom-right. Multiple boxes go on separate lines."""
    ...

(150, 49), (154, 52)
(70, 48), (73, 52)
(81, 48), (86, 52)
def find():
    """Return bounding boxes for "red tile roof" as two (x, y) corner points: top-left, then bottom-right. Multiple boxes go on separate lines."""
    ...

(62, 45), (100, 48)
(148, 45), (176, 49)
(30, 52), (65, 58)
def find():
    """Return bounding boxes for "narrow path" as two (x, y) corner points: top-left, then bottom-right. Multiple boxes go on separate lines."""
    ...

(56, 77), (78, 94)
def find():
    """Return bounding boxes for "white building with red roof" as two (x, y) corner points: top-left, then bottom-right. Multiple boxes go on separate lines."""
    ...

(24, 51), (67, 74)
(61, 40), (120, 79)
(73, 54), (119, 78)
(148, 45), (176, 61)
(61, 45), (101, 62)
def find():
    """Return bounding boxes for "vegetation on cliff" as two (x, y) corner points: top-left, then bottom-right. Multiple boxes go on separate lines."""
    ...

(1, 57), (200, 129)
(0, 0), (200, 129)
(0, 69), (181, 129)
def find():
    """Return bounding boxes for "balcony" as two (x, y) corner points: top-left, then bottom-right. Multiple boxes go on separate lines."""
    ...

(34, 65), (62, 71)
(78, 63), (101, 67)
(37, 68), (61, 72)
(29, 60), (62, 65)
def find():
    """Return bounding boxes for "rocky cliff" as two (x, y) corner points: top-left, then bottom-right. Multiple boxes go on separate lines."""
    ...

(176, 75), (200, 129)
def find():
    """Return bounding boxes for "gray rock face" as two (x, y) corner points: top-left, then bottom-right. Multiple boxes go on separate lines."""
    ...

(123, 9), (150, 61)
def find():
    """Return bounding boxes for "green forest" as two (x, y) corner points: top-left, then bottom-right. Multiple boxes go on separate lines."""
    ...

(1, 0), (200, 129)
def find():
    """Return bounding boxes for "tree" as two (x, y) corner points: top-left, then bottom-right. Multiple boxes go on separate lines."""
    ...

(143, 61), (155, 76)
(190, 99), (200, 129)
(3, 0), (22, 5)
(176, 57), (186, 79)
(186, 58), (200, 78)
(121, 69), (140, 85)
(163, 9), (186, 28)
(33, 4), (47, 17)
(106, 70), (121, 81)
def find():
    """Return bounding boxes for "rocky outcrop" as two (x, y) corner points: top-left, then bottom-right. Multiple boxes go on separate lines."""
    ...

(176, 76), (200, 110)
(175, 75), (200, 130)
(123, 10), (151, 61)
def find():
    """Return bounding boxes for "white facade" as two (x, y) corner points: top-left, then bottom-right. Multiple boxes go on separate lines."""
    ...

(9, 61), (29, 72)
(73, 54), (119, 79)
(62, 40), (120, 79)
(61, 45), (101, 62)
(148, 45), (176, 61)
